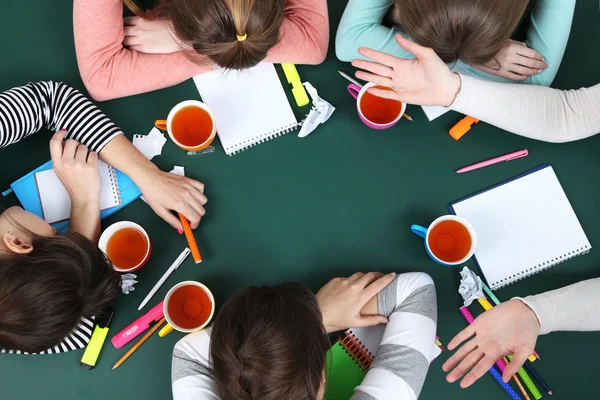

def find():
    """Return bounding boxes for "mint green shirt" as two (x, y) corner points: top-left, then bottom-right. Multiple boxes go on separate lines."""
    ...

(335, 0), (576, 86)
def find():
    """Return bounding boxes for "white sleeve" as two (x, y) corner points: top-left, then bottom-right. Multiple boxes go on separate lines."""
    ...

(450, 75), (600, 143)
(516, 278), (600, 335)
(172, 328), (221, 400)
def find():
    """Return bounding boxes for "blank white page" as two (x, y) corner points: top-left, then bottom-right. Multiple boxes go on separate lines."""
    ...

(452, 166), (591, 289)
(35, 161), (121, 224)
(193, 63), (298, 155)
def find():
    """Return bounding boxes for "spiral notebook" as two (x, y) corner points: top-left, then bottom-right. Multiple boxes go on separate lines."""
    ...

(3, 160), (141, 232)
(35, 160), (121, 224)
(325, 326), (442, 400)
(193, 63), (299, 155)
(450, 164), (591, 290)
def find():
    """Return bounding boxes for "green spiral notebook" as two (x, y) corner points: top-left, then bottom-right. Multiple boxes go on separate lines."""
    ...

(325, 326), (442, 400)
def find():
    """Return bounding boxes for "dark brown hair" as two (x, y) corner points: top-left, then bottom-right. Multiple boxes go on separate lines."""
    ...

(391, 0), (529, 65)
(210, 283), (329, 400)
(125, 0), (284, 70)
(0, 232), (121, 352)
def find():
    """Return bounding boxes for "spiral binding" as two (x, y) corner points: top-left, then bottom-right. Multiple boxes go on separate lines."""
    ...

(226, 122), (300, 156)
(338, 332), (375, 371)
(493, 245), (591, 289)
(106, 166), (122, 205)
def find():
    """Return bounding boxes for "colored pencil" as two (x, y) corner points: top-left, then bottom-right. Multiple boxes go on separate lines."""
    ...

(504, 357), (531, 400)
(178, 213), (202, 264)
(523, 361), (552, 395)
(507, 356), (542, 399)
(488, 366), (523, 400)
(112, 317), (166, 370)
(337, 70), (413, 122)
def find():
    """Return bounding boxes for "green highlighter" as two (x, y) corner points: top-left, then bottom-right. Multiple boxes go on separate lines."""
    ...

(80, 308), (114, 370)
(324, 340), (369, 400)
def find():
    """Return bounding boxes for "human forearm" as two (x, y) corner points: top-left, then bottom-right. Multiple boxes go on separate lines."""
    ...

(351, 272), (436, 400)
(69, 201), (101, 242)
(73, 0), (203, 101)
(99, 134), (160, 188)
(524, 0), (576, 86)
(451, 75), (600, 142)
(518, 278), (600, 335)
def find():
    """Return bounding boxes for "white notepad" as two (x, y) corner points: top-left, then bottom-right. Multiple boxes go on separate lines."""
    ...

(193, 63), (299, 155)
(451, 165), (591, 289)
(35, 161), (121, 224)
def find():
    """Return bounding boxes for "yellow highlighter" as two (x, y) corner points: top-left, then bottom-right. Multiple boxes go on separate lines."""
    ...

(281, 64), (310, 107)
(80, 308), (114, 369)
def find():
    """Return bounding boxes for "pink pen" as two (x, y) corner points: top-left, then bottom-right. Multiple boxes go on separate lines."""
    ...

(456, 150), (529, 174)
(111, 301), (164, 349)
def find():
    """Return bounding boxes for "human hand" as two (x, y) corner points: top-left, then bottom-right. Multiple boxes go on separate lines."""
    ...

(123, 16), (188, 53)
(49, 130), (100, 207)
(316, 272), (396, 333)
(136, 169), (207, 230)
(442, 299), (541, 387)
(352, 35), (462, 107)
(472, 40), (547, 81)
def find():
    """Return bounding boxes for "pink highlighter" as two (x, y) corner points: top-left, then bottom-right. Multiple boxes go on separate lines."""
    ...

(111, 301), (164, 348)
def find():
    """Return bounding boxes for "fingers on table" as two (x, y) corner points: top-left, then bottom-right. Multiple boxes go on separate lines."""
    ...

(352, 59), (393, 76)
(443, 336), (477, 371)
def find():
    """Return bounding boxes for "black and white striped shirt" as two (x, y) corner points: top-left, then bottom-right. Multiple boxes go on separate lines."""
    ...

(0, 81), (122, 152)
(0, 317), (95, 355)
(0, 81), (123, 354)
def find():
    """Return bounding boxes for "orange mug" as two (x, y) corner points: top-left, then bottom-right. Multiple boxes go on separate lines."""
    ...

(155, 100), (216, 152)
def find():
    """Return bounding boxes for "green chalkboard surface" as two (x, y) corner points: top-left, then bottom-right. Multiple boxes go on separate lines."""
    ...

(0, 1), (599, 399)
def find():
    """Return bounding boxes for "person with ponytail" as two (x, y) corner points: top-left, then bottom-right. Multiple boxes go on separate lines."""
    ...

(172, 272), (438, 400)
(336, 0), (575, 86)
(73, 0), (329, 101)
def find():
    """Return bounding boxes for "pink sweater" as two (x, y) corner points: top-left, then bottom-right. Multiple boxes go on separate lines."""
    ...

(74, 0), (329, 101)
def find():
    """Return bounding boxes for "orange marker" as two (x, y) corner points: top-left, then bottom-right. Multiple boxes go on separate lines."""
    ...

(178, 213), (202, 264)
(449, 115), (479, 140)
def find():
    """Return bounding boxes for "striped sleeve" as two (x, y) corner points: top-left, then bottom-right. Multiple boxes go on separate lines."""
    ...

(0, 81), (122, 152)
(0, 317), (94, 355)
(352, 272), (437, 400)
(172, 327), (220, 400)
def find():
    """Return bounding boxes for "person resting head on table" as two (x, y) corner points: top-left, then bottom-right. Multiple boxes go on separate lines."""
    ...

(172, 272), (438, 400)
(73, 0), (329, 100)
(0, 81), (207, 354)
(351, 35), (600, 142)
(336, 0), (575, 86)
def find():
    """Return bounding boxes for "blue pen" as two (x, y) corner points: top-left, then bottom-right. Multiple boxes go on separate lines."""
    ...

(489, 366), (522, 400)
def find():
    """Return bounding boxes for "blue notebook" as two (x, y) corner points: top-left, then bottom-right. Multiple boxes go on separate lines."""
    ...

(449, 164), (591, 289)
(2, 160), (141, 232)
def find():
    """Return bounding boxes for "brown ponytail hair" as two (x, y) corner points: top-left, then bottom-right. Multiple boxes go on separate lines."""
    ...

(124, 0), (284, 70)
(210, 283), (329, 400)
(390, 0), (529, 65)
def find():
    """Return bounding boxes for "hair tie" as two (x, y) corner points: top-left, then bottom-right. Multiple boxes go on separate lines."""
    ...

(236, 33), (247, 42)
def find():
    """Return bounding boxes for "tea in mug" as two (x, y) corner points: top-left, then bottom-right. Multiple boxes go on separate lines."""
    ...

(106, 228), (149, 270)
(359, 87), (402, 125)
(167, 284), (213, 329)
(171, 105), (213, 147)
(427, 220), (472, 263)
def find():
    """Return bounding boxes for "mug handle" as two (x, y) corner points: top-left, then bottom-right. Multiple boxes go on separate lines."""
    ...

(158, 323), (174, 337)
(155, 119), (168, 130)
(347, 84), (361, 100)
(411, 224), (427, 239)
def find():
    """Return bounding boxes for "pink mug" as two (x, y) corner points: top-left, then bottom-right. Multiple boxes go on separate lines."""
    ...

(347, 82), (406, 130)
